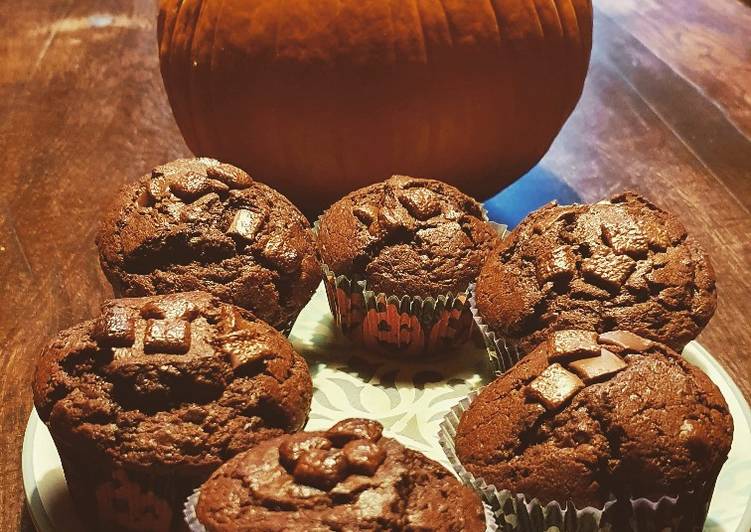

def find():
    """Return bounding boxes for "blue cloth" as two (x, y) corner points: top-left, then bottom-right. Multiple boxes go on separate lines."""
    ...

(483, 166), (580, 228)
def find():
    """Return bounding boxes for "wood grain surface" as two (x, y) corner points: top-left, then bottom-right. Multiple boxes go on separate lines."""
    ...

(1, 1), (749, 530)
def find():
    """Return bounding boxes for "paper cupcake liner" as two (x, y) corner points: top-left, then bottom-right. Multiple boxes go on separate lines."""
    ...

(439, 392), (715, 532)
(57, 444), (200, 531)
(278, 314), (297, 337)
(314, 218), (506, 357)
(319, 261), (475, 356)
(184, 488), (499, 532)
(184, 490), (206, 532)
(468, 286), (524, 375)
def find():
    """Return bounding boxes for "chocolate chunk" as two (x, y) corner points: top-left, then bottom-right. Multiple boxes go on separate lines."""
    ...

(140, 299), (199, 321)
(179, 192), (221, 222)
(601, 217), (648, 257)
(278, 434), (332, 472)
(292, 449), (348, 490)
(206, 163), (253, 189)
(526, 363), (584, 410)
(227, 209), (265, 242)
(165, 299), (200, 320)
(147, 176), (169, 202)
(261, 234), (302, 274)
(215, 306), (248, 333)
(397, 188), (442, 220)
(647, 247), (693, 289)
(143, 319), (191, 354)
(342, 439), (386, 476)
(568, 347), (627, 384)
(326, 418), (383, 446)
(377, 202), (415, 233)
(140, 301), (166, 319)
(658, 286), (691, 310)
(624, 261), (651, 293)
(598, 330), (654, 352)
(547, 330), (600, 362)
(352, 204), (378, 226)
(218, 330), (273, 374)
(535, 245), (576, 285)
(92, 306), (135, 347)
(581, 251), (636, 291)
(569, 278), (611, 300)
(170, 172), (229, 202)
(645, 224), (672, 251)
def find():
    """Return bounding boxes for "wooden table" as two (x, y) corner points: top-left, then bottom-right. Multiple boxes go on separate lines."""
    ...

(1, 1), (749, 530)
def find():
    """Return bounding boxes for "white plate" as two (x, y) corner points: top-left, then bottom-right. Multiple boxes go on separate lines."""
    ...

(23, 285), (751, 531)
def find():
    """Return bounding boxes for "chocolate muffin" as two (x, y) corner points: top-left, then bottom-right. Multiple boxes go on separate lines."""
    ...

(190, 418), (488, 531)
(33, 292), (313, 532)
(96, 158), (321, 333)
(454, 329), (732, 528)
(317, 175), (501, 297)
(316, 175), (502, 354)
(475, 192), (716, 355)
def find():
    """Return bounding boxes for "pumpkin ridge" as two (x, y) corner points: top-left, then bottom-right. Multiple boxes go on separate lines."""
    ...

(174, 0), (203, 155)
(493, 0), (528, 173)
(158, 1), (185, 146)
(204, 0), (224, 157)
(435, 0), (455, 47)
(568, 0), (593, 107)
(384, 0), (397, 63)
(534, 0), (571, 131)
(546, 0), (565, 35)
(485, 0), (504, 47)
(573, 0), (593, 55)
(268, 0), (288, 179)
(526, 0), (546, 39)
(409, 0), (436, 175)
(529, 0), (560, 135)
(410, 0), (429, 64)
(545, 0), (571, 125)
(186, 0), (210, 157)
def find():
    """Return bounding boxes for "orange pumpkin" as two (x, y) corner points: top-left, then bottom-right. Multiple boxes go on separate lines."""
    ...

(158, 0), (592, 216)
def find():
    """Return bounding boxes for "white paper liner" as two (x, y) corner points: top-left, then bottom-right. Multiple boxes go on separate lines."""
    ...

(439, 392), (714, 531)
(184, 490), (205, 532)
(313, 217), (507, 357)
(468, 285), (523, 375)
(184, 487), (499, 532)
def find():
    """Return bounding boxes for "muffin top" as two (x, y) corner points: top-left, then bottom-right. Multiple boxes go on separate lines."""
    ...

(195, 418), (487, 531)
(316, 175), (501, 297)
(96, 158), (321, 331)
(33, 292), (312, 474)
(475, 192), (716, 354)
(455, 329), (732, 508)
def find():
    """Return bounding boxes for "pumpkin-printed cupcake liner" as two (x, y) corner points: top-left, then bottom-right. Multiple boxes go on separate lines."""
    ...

(319, 261), (475, 356)
(314, 219), (507, 357)
(183, 488), (501, 532)
(438, 391), (716, 532)
(57, 444), (201, 532)
(468, 285), (524, 374)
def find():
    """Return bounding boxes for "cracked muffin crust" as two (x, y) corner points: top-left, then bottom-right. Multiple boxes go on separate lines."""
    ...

(193, 418), (487, 531)
(455, 330), (732, 509)
(33, 291), (313, 531)
(475, 192), (716, 355)
(316, 175), (502, 297)
(96, 158), (321, 332)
